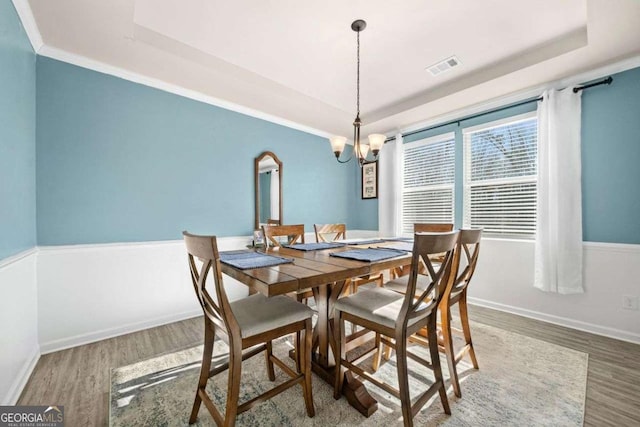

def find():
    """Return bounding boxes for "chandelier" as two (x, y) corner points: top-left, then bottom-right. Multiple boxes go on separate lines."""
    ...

(329, 20), (385, 166)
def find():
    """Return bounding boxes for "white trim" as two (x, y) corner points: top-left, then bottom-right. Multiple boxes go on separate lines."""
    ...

(35, 231), (381, 253)
(0, 247), (38, 269)
(37, 46), (331, 139)
(583, 241), (640, 253)
(404, 131), (456, 149)
(479, 238), (640, 253)
(37, 236), (252, 253)
(398, 54), (640, 138)
(461, 111), (537, 134)
(39, 309), (201, 355)
(10, 0), (43, 53)
(3, 347), (40, 405)
(468, 297), (640, 345)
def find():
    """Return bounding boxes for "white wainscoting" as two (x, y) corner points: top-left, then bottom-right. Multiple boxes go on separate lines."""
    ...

(35, 231), (639, 357)
(37, 237), (250, 354)
(36, 230), (380, 354)
(468, 238), (640, 344)
(0, 249), (39, 405)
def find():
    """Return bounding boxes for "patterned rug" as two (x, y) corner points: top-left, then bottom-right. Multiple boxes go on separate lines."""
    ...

(110, 322), (587, 426)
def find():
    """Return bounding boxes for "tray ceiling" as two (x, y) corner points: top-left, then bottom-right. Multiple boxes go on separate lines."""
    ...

(26, 0), (640, 137)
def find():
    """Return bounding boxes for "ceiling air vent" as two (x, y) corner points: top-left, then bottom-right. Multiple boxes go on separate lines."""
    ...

(427, 55), (461, 76)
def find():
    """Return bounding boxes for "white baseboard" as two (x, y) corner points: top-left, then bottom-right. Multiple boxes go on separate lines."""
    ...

(3, 347), (39, 405)
(40, 309), (202, 354)
(468, 297), (640, 345)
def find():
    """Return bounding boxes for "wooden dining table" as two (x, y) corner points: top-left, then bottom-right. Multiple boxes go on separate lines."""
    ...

(220, 241), (413, 417)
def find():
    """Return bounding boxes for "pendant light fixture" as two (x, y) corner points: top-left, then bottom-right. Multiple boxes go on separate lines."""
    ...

(330, 20), (385, 166)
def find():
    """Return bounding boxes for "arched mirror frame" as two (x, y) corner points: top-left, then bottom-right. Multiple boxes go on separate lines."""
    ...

(254, 151), (283, 230)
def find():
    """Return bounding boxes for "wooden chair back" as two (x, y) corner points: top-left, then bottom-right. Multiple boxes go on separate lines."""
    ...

(391, 223), (455, 279)
(414, 223), (454, 233)
(398, 231), (460, 330)
(262, 224), (305, 248)
(446, 229), (482, 300)
(314, 223), (347, 242)
(182, 231), (240, 341)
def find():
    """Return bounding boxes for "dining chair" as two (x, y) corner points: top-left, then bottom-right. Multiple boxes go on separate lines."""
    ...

(261, 223), (310, 302)
(333, 231), (460, 426)
(383, 222), (453, 289)
(183, 232), (315, 426)
(435, 229), (482, 397)
(391, 223), (454, 279)
(384, 229), (482, 398)
(261, 223), (314, 365)
(262, 223), (305, 248)
(414, 223), (455, 233)
(313, 223), (384, 294)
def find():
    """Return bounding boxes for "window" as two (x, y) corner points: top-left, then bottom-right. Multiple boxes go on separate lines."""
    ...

(463, 112), (537, 237)
(401, 133), (455, 233)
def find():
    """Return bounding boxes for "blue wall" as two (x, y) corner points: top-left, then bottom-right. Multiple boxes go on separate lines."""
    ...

(581, 67), (640, 244)
(36, 57), (370, 245)
(399, 66), (640, 244)
(0, 1), (36, 260)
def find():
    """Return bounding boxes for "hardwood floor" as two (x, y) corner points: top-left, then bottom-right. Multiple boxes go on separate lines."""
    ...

(18, 306), (640, 426)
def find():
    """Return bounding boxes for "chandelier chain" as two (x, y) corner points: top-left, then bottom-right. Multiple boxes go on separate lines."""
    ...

(356, 30), (360, 117)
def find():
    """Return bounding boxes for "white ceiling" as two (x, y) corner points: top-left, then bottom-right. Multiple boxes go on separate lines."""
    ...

(26, 0), (640, 138)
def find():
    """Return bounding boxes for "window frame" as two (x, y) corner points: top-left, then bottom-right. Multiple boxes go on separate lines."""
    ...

(401, 132), (456, 234)
(462, 111), (538, 239)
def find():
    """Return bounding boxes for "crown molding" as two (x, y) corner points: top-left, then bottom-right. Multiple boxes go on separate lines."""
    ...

(11, 0), (43, 53)
(36, 45), (332, 139)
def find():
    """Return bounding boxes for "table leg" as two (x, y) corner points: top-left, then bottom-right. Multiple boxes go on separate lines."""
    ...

(309, 280), (379, 417)
(315, 284), (333, 367)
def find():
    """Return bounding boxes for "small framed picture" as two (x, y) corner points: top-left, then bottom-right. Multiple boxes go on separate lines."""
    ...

(361, 161), (378, 199)
(253, 229), (264, 246)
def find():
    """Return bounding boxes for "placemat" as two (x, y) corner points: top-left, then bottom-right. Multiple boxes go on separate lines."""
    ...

(329, 247), (408, 262)
(283, 242), (346, 251)
(219, 250), (293, 270)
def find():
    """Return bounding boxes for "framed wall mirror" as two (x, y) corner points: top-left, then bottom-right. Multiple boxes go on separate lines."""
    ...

(254, 151), (283, 230)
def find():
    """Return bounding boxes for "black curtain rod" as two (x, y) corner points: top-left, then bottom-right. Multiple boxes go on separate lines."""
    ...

(389, 76), (613, 142)
(573, 76), (613, 93)
(398, 96), (542, 140)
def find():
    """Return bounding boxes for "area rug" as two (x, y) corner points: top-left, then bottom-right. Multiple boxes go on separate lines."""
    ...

(109, 322), (588, 426)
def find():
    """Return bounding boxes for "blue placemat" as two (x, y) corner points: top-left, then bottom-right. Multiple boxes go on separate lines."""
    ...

(329, 247), (408, 262)
(283, 242), (346, 251)
(219, 250), (294, 270)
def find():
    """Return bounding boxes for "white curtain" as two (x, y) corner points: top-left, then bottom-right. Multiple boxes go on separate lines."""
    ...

(534, 89), (584, 294)
(270, 169), (279, 220)
(378, 133), (403, 236)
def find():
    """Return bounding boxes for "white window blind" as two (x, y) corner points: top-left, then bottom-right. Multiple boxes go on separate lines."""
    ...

(463, 113), (537, 236)
(401, 133), (455, 234)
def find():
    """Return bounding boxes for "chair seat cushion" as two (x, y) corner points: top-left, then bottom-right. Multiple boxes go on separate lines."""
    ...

(231, 294), (314, 339)
(334, 288), (431, 330)
(383, 274), (432, 295)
